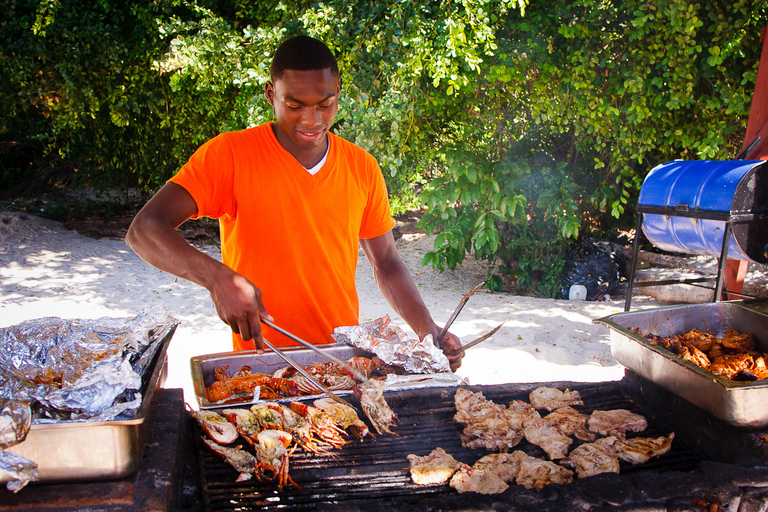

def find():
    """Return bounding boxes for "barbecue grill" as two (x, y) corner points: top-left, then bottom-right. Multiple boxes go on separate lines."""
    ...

(195, 382), (703, 511)
(625, 159), (768, 310)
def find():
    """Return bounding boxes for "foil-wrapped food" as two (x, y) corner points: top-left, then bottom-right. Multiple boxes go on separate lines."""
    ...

(332, 315), (451, 374)
(0, 306), (178, 491)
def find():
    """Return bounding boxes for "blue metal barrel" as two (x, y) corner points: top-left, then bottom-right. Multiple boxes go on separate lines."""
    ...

(638, 159), (768, 263)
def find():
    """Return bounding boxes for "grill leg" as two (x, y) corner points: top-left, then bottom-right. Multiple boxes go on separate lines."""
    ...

(714, 221), (732, 301)
(625, 213), (644, 311)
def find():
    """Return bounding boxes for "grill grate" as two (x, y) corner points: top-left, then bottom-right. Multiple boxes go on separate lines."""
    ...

(197, 381), (702, 511)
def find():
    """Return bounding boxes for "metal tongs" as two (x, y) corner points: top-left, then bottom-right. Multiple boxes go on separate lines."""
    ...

(260, 318), (367, 410)
(436, 282), (506, 356)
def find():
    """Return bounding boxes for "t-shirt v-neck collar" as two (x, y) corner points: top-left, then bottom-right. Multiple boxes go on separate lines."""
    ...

(268, 123), (332, 187)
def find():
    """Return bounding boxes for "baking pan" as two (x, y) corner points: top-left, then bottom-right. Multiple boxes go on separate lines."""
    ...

(2, 326), (175, 483)
(595, 301), (768, 428)
(191, 343), (464, 410)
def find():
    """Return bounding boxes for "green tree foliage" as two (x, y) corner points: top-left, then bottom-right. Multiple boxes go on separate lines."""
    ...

(1, 0), (766, 296)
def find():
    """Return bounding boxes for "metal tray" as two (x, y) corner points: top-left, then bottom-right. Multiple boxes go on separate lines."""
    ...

(594, 301), (768, 428)
(192, 344), (372, 410)
(191, 343), (464, 410)
(2, 326), (175, 483)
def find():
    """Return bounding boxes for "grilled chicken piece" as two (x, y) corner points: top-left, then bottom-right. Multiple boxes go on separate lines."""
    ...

(677, 344), (711, 368)
(680, 328), (717, 353)
(450, 464), (510, 494)
(543, 406), (595, 442)
(719, 329), (755, 352)
(523, 417), (573, 460)
(708, 353), (766, 380)
(529, 386), (584, 412)
(560, 437), (620, 478)
(588, 409), (647, 438)
(507, 399), (542, 429)
(471, 451), (528, 483)
(608, 433), (675, 465)
(455, 389), (529, 452)
(460, 413), (525, 452)
(454, 388), (506, 423)
(407, 447), (463, 485)
(515, 453), (574, 489)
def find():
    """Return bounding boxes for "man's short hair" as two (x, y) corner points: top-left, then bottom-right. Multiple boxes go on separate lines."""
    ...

(270, 35), (339, 81)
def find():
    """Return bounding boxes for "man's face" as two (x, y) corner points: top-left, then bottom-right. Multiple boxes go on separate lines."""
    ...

(265, 68), (340, 159)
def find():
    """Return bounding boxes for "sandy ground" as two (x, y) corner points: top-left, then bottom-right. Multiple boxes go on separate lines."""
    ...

(0, 210), (673, 408)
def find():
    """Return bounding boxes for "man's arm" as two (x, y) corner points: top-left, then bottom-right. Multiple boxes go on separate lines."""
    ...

(125, 182), (271, 348)
(360, 230), (464, 371)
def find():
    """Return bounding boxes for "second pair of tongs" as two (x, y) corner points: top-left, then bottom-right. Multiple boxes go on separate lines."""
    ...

(260, 318), (368, 410)
(436, 282), (506, 356)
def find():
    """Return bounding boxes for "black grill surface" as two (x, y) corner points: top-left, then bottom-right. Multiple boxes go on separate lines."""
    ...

(194, 380), (718, 511)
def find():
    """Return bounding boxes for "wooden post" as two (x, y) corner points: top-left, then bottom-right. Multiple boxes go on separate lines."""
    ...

(726, 24), (768, 300)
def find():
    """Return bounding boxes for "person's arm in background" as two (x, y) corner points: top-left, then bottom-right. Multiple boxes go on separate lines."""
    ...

(360, 230), (464, 371)
(125, 182), (272, 348)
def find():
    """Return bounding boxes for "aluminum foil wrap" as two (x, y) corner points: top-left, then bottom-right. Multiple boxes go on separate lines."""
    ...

(0, 306), (178, 422)
(331, 315), (451, 374)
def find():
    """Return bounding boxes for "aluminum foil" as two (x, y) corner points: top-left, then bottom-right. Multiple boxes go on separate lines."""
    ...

(0, 449), (36, 492)
(331, 315), (451, 374)
(0, 306), (178, 422)
(0, 400), (31, 449)
(0, 399), (36, 492)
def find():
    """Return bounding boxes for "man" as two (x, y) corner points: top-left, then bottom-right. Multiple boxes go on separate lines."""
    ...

(126, 35), (464, 370)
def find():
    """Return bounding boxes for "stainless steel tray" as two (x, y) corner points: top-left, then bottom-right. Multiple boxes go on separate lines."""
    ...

(2, 326), (175, 483)
(191, 344), (465, 410)
(595, 302), (768, 428)
(191, 344), (371, 409)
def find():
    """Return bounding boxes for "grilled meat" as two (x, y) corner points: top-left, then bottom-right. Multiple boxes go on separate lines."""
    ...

(529, 386), (584, 411)
(454, 388), (529, 452)
(588, 409), (648, 438)
(459, 413), (525, 452)
(631, 326), (767, 381)
(407, 447), (463, 485)
(471, 452), (526, 483)
(454, 388), (506, 423)
(450, 464), (510, 494)
(543, 406), (595, 441)
(560, 437), (620, 478)
(515, 453), (574, 489)
(523, 417), (572, 460)
(609, 433), (675, 465)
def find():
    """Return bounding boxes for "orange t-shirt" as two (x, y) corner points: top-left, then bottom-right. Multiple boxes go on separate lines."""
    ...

(170, 123), (395, 350)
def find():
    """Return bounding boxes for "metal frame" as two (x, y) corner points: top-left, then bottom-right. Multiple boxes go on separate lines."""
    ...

(624, 206), (754, 311)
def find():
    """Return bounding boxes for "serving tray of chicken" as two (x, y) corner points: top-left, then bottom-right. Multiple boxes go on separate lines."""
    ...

(595, 301), (768, 428)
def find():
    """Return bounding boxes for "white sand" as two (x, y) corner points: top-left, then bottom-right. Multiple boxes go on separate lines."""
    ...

(0, 210), (667, 407)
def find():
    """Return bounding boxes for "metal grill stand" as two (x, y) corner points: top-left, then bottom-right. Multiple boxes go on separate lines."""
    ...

(624, 159), (768, 311)
(624, 206), (737, 311)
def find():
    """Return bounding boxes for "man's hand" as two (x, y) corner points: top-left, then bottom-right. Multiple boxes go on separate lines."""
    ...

(422, 327), (464, 372)
(208, 266), (273, 350)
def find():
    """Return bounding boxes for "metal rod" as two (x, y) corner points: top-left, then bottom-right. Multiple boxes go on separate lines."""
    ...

(715, 221), (732, 301)
(736, 135), (762, 159)
(625, 212), (644, 312)
(436, 282), (485, 344)
(261, 318), (369, 383)
(261, 337), (357, 410)
(448, 322), (505, 356)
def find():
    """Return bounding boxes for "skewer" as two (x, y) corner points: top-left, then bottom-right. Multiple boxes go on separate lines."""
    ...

(261, 337), (358, 411)
(261, 318), (370, 383)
